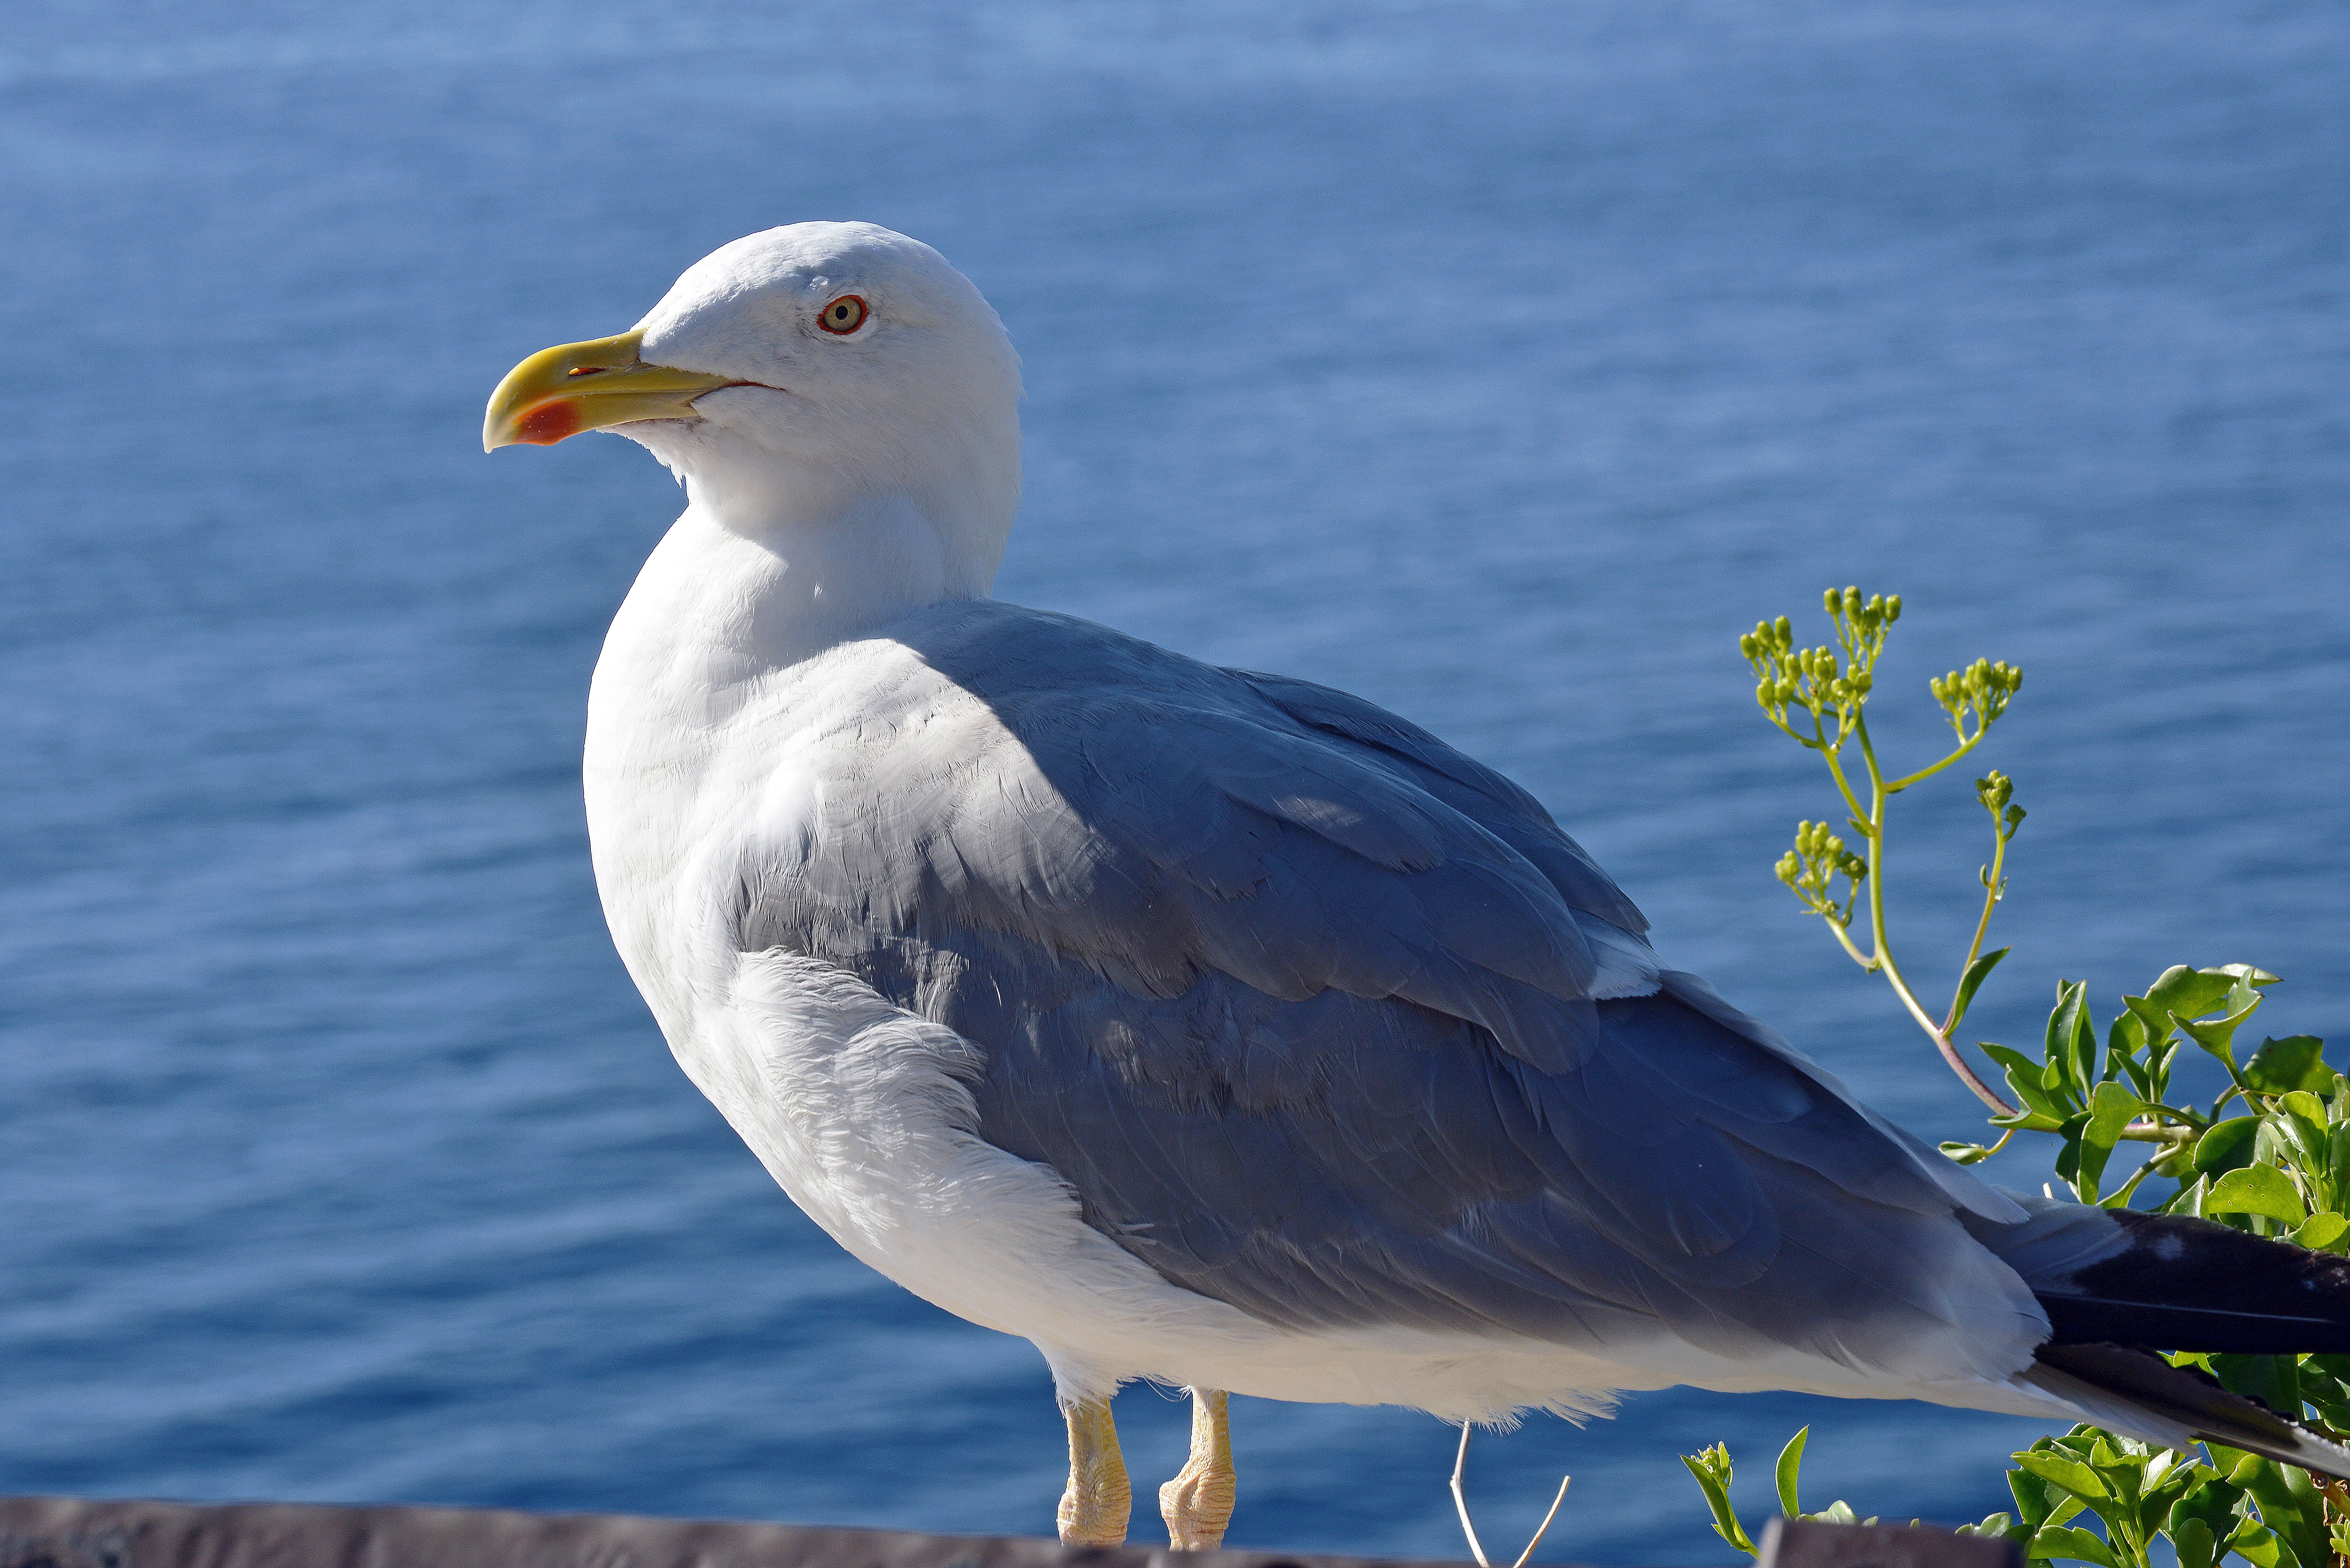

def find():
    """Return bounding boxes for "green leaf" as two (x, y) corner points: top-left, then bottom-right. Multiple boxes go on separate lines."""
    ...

(2136, 1449), (2201, 1522)
(1986, 1042), (2074, 1119)
(2256, 1118), (2294, 1172)
(2227, 1522), (2287, 1568)
(1679, 1445), (1756, 1557)
(2304, 1360), (2350, 1428)
(1959, 1513), (2021, 1544)
(1774, 1426), (1808, 1518)
(2245, 1037), (2331, 1095)
(2161, 1174), (2207, 1217)
(2010, 1456), (2063, 1527)
(2211, 1358), (2303, 1418)
(2168, 1478), (2244, 1544)
(1950, 948), (2011, 1032)
(2054, 1120), (2086, 1188)
(2295, 1211), (2349, 1251)
(2048, 981), (2096, 1099)
(2191, 1118), (2262, 1177)
(2110, 1009), (2155, 1098)
(2178, 995), (2263, 1065)
(2081, 1438), (2145, 1525)
(2231, 1455), (2326, 1568)
(2076, 1081), (2143, 1200)
(2146, 966), (2240, 1021)
(2016, 1450), (2110, 1501)
(2206, 1165), (2308, 1224)
(2170, 1517), (2219, 1568)
(2010, 1442), (2093, 1531)
(2028, 1525), (2123, 1568)
(2147, 1032), (2184, 1093)
(2216, 964), (2283, 989)
(2277, 1091), (2330, 1160)
(2121, 995), (2177, 1049)
(1941, 1140), (1999, 1164)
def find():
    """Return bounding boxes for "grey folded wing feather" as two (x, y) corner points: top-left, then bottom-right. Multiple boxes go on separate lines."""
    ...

(744, 601), (2039, 1378)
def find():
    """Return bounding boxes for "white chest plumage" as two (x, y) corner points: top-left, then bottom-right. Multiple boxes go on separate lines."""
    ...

(580, 510), (1279, 1404)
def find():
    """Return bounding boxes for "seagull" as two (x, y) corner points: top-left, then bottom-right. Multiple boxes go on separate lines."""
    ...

(486, 221), (2350, 1549)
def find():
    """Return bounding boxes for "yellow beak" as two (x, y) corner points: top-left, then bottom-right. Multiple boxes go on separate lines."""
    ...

(482, 329), (742, 452)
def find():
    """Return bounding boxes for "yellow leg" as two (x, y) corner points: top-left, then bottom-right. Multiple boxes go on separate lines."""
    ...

(1057, 1396), (1132, 1546)
(1159, 1387), (1237, 1550)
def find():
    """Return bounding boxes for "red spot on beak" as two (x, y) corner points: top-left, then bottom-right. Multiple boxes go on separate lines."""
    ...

(516, 399), (584, 445)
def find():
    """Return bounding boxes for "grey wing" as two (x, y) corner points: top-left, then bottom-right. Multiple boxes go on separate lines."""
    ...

(757, 604), (2034, 1377)
(1226, 665), (1646, 939)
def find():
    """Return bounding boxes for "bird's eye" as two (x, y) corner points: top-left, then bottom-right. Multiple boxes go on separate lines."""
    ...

(818, 295), (869, 335)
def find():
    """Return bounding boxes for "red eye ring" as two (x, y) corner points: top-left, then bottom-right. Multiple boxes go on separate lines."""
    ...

(818, 294), (868, 335)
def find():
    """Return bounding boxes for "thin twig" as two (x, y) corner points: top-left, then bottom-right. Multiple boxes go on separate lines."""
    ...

(1940, 817), (2011, 1036)
(1449, 1424), (1572, 1568)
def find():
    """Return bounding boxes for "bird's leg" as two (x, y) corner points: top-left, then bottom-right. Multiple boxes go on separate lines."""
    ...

(1159, 1387), (1237, 1550)
(1057, 1395), (1133, 1547)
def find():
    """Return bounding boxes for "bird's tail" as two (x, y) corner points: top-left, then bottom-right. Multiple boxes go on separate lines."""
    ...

(2023, 1341), (2350, 1479)
(1972, 1197), (2350, 1478)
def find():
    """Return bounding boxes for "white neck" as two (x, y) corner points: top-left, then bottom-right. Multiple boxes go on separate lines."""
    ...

(618, 420), (1017, 675)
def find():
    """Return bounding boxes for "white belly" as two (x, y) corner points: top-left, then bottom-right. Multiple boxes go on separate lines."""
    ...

(594, 928), (2078, 1428)
(664, 944), (1659, 1420)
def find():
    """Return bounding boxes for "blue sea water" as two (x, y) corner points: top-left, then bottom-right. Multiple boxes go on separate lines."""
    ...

(2, 1), (2346, 1561)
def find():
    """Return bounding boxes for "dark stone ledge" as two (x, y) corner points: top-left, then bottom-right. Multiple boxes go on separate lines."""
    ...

(0, 1496), (1477, 1568)
(0, 1496), (2013, 1568)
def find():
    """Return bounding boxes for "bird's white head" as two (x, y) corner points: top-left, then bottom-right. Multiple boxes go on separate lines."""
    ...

(486, 222), (1022, 606)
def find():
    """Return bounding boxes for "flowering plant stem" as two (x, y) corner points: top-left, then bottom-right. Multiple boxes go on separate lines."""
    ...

(1741, 587), (2024, 1113)
(1819, 710), (2012, 1111)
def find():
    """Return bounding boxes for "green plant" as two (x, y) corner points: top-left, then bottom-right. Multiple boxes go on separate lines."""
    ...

(1687, 1411), (2350, 1568)
(1684, 587), (2350, 1568)
(1682, 1428), (1880, 1556)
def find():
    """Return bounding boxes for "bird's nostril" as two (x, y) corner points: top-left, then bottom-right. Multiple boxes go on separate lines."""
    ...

(567, 365), (606, 378)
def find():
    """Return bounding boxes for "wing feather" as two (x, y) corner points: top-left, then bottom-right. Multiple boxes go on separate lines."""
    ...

(740, 602), (2038, 1380)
